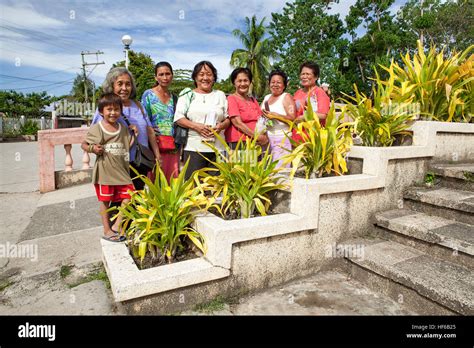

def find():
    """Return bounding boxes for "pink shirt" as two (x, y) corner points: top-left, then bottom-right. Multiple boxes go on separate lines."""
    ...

(225, 94), (262, 143)
(294, 86), (330, 125)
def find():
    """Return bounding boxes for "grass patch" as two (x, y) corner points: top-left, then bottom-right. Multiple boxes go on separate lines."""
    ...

(0, 280), (14, 292)
(194, 296), (227, 313)
(60, 265), (74, 279)
(463, 171), (474, 183)
(68, 266), (111, 289)
(424, 171), (436, 185)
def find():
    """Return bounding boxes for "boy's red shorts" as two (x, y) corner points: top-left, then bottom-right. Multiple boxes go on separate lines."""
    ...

(94, 184), (135, 202)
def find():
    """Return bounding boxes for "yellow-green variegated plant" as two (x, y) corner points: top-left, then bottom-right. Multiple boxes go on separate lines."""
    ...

(285, 95), (353, 179)
(116, 162), (209, 266)
(343, 74), (417, 147)
(382, 40), (473, 122)
(197, 133), (288, 219)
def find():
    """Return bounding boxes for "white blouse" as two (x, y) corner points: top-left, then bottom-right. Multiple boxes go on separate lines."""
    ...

(174, 90), (228, 152)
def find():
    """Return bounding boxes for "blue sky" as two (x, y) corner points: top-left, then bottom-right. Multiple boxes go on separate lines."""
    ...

(0, 0), (405, 96)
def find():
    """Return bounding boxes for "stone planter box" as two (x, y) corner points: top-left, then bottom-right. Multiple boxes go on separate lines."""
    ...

(102, 121), (474, 314)
(101, 239), (230, 302)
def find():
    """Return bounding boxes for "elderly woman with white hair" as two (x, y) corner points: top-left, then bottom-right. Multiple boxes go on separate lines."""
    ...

(91, 67), (160, 190)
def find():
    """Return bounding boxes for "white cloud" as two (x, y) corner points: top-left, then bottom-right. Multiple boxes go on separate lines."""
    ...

(0, 3), (67, 29)
(328, 0), (357, 20)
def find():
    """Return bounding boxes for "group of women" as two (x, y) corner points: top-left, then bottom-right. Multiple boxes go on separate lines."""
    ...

(93, 60), (330, 185)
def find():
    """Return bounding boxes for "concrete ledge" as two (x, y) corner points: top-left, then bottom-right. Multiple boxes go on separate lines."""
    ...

(101, 240), (230, 302)
(55, 168), (92, 189)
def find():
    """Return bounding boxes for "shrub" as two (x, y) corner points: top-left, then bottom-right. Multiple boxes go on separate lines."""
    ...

(382, 41), (473, 122)
(197, 134), (288, 219)
(116, 162), (209, 265)
(286, 98), (353, 178)
(343, 76), (416, 147)
(19, 119), (39, 135)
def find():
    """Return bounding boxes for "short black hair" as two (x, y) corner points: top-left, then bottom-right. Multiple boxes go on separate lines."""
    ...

(299, 61), (320, 78)
(268, 70), (288, 90)
(191, 61), (218, 87)
(98, 93), (123, 113)
(230, 67), (253, 84)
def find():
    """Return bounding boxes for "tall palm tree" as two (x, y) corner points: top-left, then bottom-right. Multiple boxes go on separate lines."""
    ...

(230, 16), (276, 99)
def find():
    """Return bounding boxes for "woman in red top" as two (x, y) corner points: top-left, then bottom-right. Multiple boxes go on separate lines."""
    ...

(225, 67), (269, 149)
(292, 62), (330, 143)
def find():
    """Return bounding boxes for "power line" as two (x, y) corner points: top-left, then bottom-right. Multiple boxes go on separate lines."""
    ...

(31, 67), (78, 79)
(0, 74), (67, 83)
(5, 78), (75, 91)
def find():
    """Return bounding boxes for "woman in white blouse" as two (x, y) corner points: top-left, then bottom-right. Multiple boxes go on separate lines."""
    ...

(174, 61), (230, 180)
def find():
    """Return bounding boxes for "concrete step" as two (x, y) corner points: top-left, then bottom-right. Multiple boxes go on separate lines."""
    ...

(343, 238), (474, 315)
(404, 187), (474, 225)
(372, 209), (473, 268)
(429, 162), (474, 191)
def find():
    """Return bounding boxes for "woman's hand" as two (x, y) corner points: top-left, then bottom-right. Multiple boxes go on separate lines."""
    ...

(194, 123), (214, 138)
(213, 121), (227, 133)
(256, 134), (269, 145)
(262, 110), (280, 119)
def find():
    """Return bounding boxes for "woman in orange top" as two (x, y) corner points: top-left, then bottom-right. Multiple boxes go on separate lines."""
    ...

(292, 62), (330, 143)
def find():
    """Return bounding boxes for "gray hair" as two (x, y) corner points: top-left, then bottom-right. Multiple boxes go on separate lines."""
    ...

(101, 67), (137, 100)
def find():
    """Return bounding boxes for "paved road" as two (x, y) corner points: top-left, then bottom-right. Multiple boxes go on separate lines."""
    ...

(0, 141), (88, 193)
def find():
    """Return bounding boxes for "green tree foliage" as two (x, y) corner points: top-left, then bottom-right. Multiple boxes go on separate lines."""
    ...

(268, 0), (351, 97)
(169, 69), (194, 96)
(231, 15), (276, 98)
(397, 0), (474, 54)
(345, 0), (403, 93)
(214, 77), (234, 95)
(0, 90), (57, 118)
(70, 74), (95, 103)
(113, 50), (156, 99)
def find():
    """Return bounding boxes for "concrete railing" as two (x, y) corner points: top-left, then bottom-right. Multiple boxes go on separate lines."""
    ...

(38, 128), (91, 193)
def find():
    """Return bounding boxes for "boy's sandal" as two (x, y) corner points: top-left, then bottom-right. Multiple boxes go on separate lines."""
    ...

(102, 234), (125, 243)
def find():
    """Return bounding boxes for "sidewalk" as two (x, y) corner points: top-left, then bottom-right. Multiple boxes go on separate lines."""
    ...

(0, 141), (86, 193)
(0, 141), (118, 314)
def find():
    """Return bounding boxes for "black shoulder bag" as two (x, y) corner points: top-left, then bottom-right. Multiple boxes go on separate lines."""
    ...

(122, 110), (155, 170)
(173, 89), (194, 147)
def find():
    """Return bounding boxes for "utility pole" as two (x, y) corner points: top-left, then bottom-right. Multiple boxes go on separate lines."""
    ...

(80, 51), (104, 105)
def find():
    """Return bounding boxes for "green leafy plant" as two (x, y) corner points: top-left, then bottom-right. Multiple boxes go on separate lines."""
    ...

(19, 119), (39, 135)
(285, 99), (353, 178)
(197, 133), (288, 219)
(382, 40), (474, 122)
(424, 171), (436, 185)
(59, 265), (73, 279)
(343, 75), (416, 147)
(116, 161), (209, 266)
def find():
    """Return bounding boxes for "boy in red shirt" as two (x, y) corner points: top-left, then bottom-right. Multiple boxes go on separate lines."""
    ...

(82, 93), (136, 242)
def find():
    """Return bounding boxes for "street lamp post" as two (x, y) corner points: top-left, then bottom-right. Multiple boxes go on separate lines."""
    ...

(121, 35), (133, 70)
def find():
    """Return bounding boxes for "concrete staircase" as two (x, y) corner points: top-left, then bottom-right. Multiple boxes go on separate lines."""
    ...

(342, 162), (474, 315)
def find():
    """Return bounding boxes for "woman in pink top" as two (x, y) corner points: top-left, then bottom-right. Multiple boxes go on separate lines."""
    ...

(225, 67), (269, 149)
(293, 62), (330, 143)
